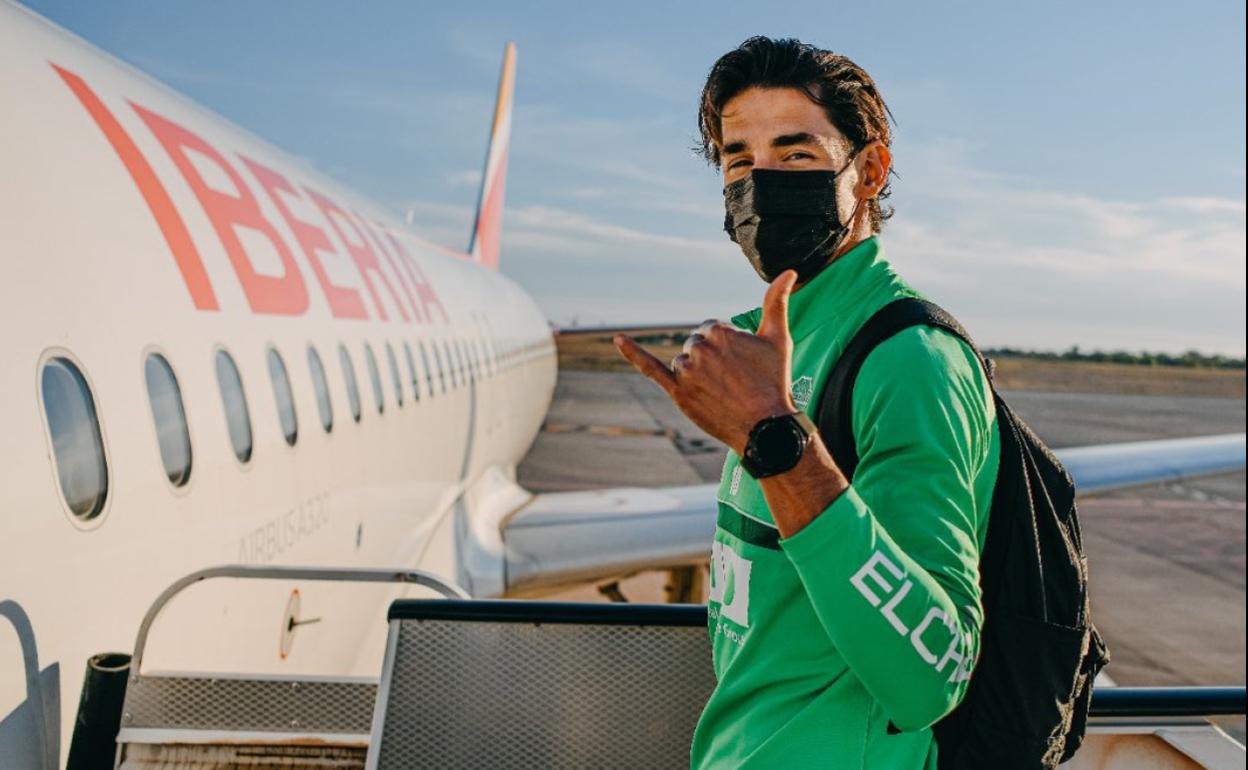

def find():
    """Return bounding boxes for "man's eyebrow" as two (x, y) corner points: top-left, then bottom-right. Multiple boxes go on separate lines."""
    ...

(723, 139), (748, 155)
(772, 132), (819, 148)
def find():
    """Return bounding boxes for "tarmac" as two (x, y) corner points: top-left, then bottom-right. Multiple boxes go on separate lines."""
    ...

(518, 369), (1246, 735)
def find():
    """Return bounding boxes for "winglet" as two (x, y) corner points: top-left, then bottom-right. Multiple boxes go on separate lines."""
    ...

(467, 42), (516, 271)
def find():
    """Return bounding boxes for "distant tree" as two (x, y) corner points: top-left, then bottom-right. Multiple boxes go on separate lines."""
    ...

(984, 346), (1244, 370)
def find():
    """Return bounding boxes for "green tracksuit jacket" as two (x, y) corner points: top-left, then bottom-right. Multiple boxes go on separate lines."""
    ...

(690, 236), (1001, 769)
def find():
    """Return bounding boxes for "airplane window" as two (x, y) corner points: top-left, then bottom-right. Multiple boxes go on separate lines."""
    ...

(267, 348), (298, 446)
(453, 340), (467, 386)
(442, 340), (458, 389)
(484, 337), (498, 376)
(215, 349), (253, 464)
(423, 341), (443, 395)
(455, 340), (468, 385)
(364, 343), (385, 414)
(307, 346), (333, 433)
(403, 342), (420, 402)
(473, 338), (487, 378)
(144, 353), (192, 487)
(463, 339), (476, 384)
(386, 342), (404, 408)
(40, 357), (108, 519)
(338, 345), (362, 423)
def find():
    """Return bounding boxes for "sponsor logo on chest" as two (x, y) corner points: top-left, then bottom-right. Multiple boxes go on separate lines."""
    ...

(709, 540), (752, 629)
(791, 374), (814, 410)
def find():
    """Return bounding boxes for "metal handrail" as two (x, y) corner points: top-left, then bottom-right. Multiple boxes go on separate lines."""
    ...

(131, 564), (468, 675)
(1090, 686), (1246, 718)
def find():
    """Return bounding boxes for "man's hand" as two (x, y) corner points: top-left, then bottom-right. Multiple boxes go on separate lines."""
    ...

(615, 270), (799, 456)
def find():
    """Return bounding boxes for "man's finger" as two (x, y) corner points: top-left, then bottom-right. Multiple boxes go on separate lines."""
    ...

(681, 333), (705, 356)
(756, 269), (798, 343)
(614, 335), (678, 397)
(670, 351), (692, 376)
(695, 318), (720, 335)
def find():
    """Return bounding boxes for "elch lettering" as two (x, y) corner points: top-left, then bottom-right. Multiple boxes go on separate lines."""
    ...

(850, 549), (975, 682)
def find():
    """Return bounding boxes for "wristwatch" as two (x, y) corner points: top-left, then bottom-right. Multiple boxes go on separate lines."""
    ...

(740, 411), (818, 479)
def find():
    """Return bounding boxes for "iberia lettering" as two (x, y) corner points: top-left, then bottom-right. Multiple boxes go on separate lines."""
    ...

(53, 63), (448, 325)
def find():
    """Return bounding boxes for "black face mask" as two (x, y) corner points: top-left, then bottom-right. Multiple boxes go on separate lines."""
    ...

(723, 160), (859, 284)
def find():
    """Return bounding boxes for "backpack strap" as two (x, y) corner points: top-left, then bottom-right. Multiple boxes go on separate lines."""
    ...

(817, 297), (990, 480)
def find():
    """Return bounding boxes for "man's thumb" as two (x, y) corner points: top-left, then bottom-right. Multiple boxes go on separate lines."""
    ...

(757, 270), (797, 342)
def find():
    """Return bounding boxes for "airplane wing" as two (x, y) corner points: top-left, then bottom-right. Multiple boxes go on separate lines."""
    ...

(502, 483), (718, 595)
(1057, 433), (1245, 495)
(500, 433), (1245, 596)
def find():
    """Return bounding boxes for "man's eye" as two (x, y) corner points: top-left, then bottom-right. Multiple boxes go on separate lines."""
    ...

(784, 152), (813, 161)
(727, 159), (752, 170)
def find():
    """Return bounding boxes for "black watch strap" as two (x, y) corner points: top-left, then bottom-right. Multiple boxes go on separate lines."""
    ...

(740, 411), (817, 479)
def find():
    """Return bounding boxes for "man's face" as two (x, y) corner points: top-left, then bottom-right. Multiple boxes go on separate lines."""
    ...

(718, 85), (896, 271)
(719, 86), (861, 225)
(720, 87), (853, 178)
(718, 84), (893, 282)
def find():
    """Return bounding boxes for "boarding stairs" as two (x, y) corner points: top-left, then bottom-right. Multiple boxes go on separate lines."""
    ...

(70, 565), (1246, 769)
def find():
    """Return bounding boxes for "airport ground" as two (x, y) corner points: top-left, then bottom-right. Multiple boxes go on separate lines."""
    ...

(518, 356), (1246, 739)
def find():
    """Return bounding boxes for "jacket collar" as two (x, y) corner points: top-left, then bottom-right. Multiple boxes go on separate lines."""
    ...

(731, 236), (890, 343)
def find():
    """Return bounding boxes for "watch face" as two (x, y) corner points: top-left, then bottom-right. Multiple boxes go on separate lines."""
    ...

(749, 417), (802, 473)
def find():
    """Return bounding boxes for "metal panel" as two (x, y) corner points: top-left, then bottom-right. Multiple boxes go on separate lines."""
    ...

(121, 674), (377, 735)
(117, 742), (366, 769)
(370, 612), (717, 769)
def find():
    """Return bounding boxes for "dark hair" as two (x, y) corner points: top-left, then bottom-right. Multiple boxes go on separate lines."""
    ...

(698, 36), (896, 231)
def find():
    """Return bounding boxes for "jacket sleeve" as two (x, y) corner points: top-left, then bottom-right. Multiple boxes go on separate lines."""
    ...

(779, 325), (997, 732)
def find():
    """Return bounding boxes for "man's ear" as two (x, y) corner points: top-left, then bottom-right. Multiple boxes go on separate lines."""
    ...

(854, 140), (891, 199)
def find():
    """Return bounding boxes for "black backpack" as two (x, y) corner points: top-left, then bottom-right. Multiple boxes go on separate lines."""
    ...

(816, 298), (1110, 769)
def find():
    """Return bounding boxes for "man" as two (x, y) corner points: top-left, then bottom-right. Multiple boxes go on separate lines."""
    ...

(616, 37), (1000, 768)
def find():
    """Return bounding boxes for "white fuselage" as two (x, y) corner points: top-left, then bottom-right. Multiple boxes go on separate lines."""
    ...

(0, 3), (556, 764)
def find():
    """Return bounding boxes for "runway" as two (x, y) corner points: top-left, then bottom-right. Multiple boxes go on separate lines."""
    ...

(518, 369), (1246, 735)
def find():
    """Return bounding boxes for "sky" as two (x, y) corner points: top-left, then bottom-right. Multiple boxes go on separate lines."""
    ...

(23, 0), (1247, 355)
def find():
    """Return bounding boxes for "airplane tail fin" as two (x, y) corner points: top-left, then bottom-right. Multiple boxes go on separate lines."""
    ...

(467, 42), (516, 271)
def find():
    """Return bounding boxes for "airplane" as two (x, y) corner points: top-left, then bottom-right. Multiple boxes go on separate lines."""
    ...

(1, 2), (1243, 767)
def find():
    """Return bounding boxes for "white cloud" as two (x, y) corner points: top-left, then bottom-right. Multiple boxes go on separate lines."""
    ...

(883, 143), (1245, 354)
(448, 169), (483, 187)
(1159, 196), (1247, 215)
(390, 93), (1243, 356)
(404, 199), (730, 260)
(401, 140), (1245, 356)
